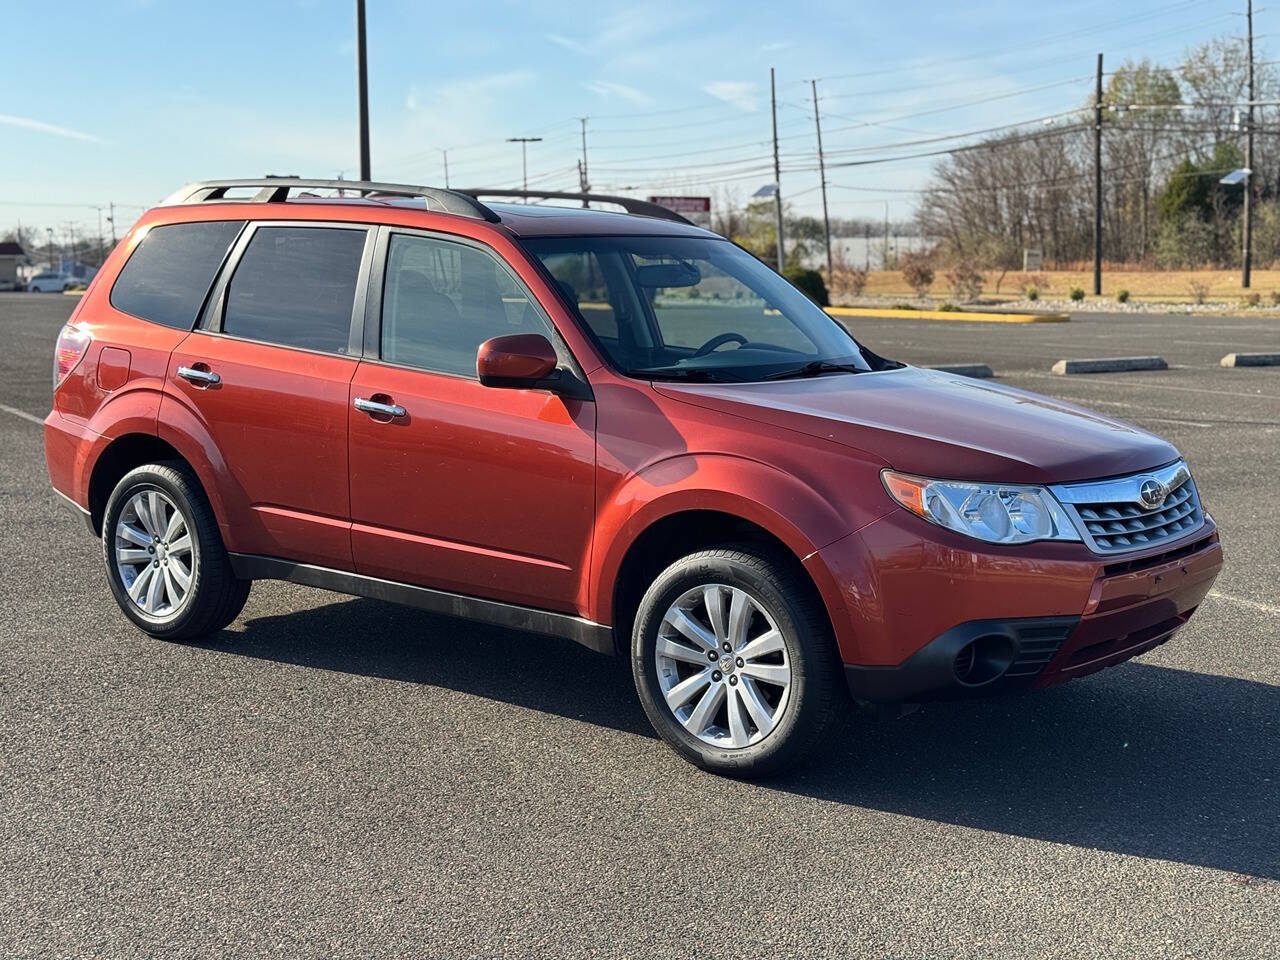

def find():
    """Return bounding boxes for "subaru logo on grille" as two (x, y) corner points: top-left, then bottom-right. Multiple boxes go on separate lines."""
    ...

(1138, 478), (1168, 509)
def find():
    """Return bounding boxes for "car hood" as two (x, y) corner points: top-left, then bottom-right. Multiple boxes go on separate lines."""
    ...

(652, 366), (1179, 484)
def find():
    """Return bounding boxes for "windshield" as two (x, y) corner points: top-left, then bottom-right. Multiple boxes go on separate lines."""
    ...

(523, 236), (872, 382)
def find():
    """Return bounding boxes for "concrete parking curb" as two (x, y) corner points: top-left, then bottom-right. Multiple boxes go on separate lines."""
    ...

(1051, 356), (1168, 375)
(1221, 352), (1280, 367)
(930, 364), (995, 379)
(827, 306), (1068, 324)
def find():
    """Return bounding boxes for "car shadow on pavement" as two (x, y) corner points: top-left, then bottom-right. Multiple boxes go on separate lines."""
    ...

(217, 597), (1277, 880)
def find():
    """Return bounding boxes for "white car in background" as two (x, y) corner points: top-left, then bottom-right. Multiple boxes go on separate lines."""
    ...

(27, 273), (79, 293)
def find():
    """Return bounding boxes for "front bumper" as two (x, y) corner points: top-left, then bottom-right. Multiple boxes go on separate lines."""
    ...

(812, 509), (1223, 703)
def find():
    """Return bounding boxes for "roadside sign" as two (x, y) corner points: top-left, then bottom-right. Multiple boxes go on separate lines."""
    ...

(648, 196), (712, 230)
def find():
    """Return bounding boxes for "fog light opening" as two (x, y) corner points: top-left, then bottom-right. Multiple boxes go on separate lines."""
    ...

(953, 634), (1016, 686)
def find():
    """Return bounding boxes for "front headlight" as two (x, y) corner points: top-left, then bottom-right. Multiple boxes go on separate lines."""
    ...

(882, 470), (1081, 545)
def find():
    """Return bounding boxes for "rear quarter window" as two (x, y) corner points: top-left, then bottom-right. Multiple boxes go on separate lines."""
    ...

(110, 221), (244, 329)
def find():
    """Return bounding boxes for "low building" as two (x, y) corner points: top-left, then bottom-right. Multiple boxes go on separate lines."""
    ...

(0, 241), (26, 290)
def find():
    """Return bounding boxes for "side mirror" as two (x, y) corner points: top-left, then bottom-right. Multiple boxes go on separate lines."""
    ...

(477, 334), (559, 389)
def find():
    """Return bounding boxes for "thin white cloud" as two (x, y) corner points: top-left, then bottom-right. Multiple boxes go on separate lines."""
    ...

(0, 113), (105, 144)
(545, 33), (589, 55)
(584, 81), (655, 107)
(702, 81), (758, 113)
(761, 41), (793, 52)
(406, 70), (535, 112)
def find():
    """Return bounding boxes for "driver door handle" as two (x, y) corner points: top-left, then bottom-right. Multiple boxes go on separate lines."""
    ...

(353, 396), (407, 419)
(177, 365), (221, 386)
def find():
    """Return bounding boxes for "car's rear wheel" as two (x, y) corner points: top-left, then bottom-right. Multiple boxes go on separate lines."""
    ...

(631, 545), (842, 777)
(101, 463), (250, 641)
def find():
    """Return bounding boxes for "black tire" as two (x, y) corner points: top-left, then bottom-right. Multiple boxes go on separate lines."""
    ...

(631, 545), (842, 778)
(101, 462), (250, 641)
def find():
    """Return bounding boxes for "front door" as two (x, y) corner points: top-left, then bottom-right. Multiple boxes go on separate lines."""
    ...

(164, 223), (371, 569)
(348, 229), (596, 613)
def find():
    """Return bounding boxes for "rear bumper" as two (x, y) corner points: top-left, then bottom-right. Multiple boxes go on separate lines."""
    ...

(838, 526), (1223, 703)
(45, 408), (100, 535)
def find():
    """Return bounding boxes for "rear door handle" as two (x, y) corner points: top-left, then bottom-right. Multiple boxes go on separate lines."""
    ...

(353, 396), (406, 418)
(177, 365), (221, 386)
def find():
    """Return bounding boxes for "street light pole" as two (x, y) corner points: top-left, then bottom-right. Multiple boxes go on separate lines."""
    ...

(770, 67), (786, 272)
(506, 137), (542, 198)
(1244, 0), (1255, 288)
(355, 0), (371, 181)
(579, 117), (590, 207)
(810, 79), (833, 279)
(1093, 52), (1103, 297)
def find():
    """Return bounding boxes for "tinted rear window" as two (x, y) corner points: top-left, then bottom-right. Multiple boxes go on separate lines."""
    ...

(110, 220), (244, 329)
(222, 226), (366, 354)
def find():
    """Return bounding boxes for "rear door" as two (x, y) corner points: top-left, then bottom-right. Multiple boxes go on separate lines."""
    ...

(347, 227), (596, 613)
(164, 222), (374, 569)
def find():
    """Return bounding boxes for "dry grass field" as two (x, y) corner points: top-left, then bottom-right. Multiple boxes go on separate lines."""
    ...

(846, 268), (1280, 304)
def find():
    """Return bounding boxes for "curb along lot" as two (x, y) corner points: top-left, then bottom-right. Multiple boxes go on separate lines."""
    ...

(827, 305), (1069, 324)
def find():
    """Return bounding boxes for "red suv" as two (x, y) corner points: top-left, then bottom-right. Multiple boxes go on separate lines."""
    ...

(45, 178), (1224, 775)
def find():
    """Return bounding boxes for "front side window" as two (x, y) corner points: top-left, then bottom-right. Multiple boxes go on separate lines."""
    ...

(380, 233), (551, 377)
(525, 235), (870, 382)
(223, 226), (366, 353)
(111, 220), (244, 329)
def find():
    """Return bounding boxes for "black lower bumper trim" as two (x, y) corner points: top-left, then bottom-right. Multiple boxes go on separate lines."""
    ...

(53, 488), (95, 536)
(844, 616), (1080, 703)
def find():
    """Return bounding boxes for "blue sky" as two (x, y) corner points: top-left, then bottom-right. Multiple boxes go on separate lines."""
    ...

(0, 0), (1258, 243)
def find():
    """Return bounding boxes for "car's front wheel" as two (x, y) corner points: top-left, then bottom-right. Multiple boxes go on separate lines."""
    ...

(631, 545), (842, 777)
(101, 463), (250, 641)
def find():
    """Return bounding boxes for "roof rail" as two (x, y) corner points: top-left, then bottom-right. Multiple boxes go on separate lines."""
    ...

(159, 178), (502, 223)
(458, 189), (695, 225)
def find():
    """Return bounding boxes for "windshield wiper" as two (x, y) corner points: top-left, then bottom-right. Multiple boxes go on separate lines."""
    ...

(761, 360), (865, 381)
(630, 366), (745, 383)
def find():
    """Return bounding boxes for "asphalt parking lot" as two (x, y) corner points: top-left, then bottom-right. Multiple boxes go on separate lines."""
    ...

(1, 293), (1277, 959)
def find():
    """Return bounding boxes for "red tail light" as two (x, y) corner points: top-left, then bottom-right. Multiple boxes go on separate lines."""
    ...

(53, 323), (91, 390)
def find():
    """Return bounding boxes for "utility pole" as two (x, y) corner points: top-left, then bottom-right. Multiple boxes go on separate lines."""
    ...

(440, 149), (450, 187)
(1093, 52), (1103, 297)
(355, 0), (371, 180)
(770, 67), (786, 272)
(107, 202), (116, 245)
(506, 137), (542, 196)
(46, 227), (53, 272)
(579, 117), (590, 206)
(1243, 0), (1255, 288)
(94, 206), (105, 263)
(810, 79), (833, 278)
(883, 201), (890, 269)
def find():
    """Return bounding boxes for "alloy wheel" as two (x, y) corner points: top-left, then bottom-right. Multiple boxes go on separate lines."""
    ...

(654, 583), (792, 749)
(114, 488), (195, 620)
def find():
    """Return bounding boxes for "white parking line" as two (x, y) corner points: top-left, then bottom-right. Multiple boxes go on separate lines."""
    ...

(0, 404), (44, 426)
(1207, 591), (1280, 616)
(1019, 372), (1280, 402)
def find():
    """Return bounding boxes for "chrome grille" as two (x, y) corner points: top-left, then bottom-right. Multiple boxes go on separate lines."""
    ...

(1051, 461), (1204, 555)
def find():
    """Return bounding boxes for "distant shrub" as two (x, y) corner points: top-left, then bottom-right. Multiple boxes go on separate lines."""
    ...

(944, 262), (984, 301)
(892, 303), (918, 310)
(900, 252), (935, 297)
(937, 302), (960, 312)
(1271, 290), (1280, 306)
(1246, 292), (1261, 307)
(1020, 272), (1049, 297)
(831, 266), (868, 299)
(1117, 289), (1130, 303)
(1188, 279), (1210, 304)
(783, 267), (829, 306)
(1070, 287), (1086, 302)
